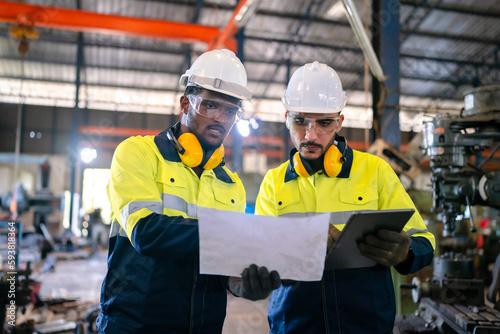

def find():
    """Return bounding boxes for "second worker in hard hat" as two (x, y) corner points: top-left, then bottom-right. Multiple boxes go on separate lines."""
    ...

(255, 61), (435, 333)
(97, 49), (280, 334)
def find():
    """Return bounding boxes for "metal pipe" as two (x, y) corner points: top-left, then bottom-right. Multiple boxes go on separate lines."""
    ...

(341, 0), (386, 82)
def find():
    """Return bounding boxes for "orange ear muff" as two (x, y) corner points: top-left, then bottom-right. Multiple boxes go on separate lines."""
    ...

(323, 145), (342, 177)
(203, 145), (224, 170)
(293, 152), (314, 178)
(177, 133), (204, 167)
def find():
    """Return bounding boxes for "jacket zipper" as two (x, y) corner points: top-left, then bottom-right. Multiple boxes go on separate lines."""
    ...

(189, 258), (198, 334)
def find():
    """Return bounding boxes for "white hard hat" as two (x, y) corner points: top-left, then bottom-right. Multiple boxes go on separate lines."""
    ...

(282, 61), (347, 113)
(179, 49), (252, 101)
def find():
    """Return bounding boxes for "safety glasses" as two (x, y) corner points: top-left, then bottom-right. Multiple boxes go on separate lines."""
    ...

(286, 112), (340, 134)
(187, 95), (243, 123)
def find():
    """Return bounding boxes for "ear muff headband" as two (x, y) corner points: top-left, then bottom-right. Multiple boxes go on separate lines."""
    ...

(167, 127), (224, 169)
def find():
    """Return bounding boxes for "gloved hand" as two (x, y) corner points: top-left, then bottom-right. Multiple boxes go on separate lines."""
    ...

(227, 264), (281, 301)
(326, 224), (341, 256)
(358, 229), (411, 267)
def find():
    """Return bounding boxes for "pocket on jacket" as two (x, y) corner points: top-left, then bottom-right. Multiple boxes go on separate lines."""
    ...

(276, 189), (301, 215)
(338, 186), (378, 210)
(157, 166), (187, 194)
(213, 187), (245, 211)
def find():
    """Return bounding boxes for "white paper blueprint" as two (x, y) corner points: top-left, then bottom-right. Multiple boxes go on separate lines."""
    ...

(198, 207), (330, 281)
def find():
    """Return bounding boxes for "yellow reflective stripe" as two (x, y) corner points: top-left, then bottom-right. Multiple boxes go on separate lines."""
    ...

(120, 201), (163, 231)
(109, 221), (128, 238)
(162, 193), (198, 218)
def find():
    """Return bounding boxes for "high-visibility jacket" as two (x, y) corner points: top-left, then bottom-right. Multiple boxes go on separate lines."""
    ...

(97, 125), (246, 334)
(255, 140), (435, 334)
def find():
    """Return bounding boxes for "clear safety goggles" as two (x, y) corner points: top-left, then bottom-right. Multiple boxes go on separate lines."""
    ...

(188, 94), (243, 123)
(286, 112), (340, 134)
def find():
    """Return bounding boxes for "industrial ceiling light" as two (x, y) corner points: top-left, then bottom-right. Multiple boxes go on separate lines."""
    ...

(81, 148), (97, 163)
(237, 119), (251, 137)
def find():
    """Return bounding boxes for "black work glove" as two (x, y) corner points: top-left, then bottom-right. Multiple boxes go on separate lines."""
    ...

(358, 229), (411, 267)
(227, 264), (281, 301)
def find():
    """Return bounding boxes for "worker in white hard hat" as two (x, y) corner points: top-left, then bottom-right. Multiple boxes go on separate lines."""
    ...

(255, 61), (435, 333)
(97, 49), (280, 334)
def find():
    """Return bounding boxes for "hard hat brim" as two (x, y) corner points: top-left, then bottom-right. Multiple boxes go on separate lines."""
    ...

(180, 74), (252, 101)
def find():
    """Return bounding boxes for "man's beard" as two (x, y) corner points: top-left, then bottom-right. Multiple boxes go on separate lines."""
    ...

(186, 111), (224, 150)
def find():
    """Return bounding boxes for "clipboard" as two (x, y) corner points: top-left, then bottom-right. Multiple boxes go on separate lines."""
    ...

(325, 209), (415, 270)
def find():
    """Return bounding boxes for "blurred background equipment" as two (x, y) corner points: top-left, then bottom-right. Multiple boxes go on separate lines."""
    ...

(421, 85), (500, 238)
(1, 160), (62, 256)
(367, 138), (421, 189)
(395, 86), (500, 334)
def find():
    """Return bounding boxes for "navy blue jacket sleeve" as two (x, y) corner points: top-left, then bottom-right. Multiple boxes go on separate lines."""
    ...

(394, 236), (434, 275)
(131, 212), (199, 259)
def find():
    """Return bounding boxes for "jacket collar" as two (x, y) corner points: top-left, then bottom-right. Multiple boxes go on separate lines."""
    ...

(154, 123), (234, 183)
(284, 135), (353, 182)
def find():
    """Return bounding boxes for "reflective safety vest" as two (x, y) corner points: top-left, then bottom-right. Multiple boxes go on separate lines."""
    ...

(256, 142), (435, 334)
(97, 126), (246, 334)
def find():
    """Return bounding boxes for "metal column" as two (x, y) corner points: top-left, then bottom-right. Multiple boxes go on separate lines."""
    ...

(284, 59), (292, 155)
(232, 28), (245, 173)
(372, 0), (401, 149)
(68, 32), (84, 234)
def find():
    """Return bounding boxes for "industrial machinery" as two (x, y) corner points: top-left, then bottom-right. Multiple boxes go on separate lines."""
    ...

(395, 86), (500, 334)
(421, 85), (500, 237)
(1, 160), (61, 256)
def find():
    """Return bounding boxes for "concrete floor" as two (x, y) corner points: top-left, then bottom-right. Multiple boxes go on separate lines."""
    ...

(36, 250), (270, 333)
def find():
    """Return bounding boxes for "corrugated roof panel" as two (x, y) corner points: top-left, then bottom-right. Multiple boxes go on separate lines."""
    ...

(402, 35), (488, 61)
(198, 5), (233, 27)
(306, 24), (358, 48)
(0, 36), (20, 58)
(23, 0), (76, 9)
(401, 78), (459, 99)
(244, 62), (276, 81)
(84, 67), (178, 90)
(400, 57), (460, 81)
(28, 41), (77, 63)
(83, 45), (184, 71)
(258, 0), (306, 14)
(420, 10), (496, 37)
(246, 15), (309, 41)
(244, 40), (287, 63)
(0, 59), (75, 82)
(339, 72), (363, 91)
